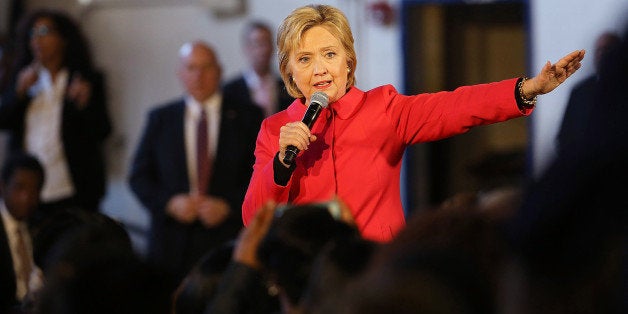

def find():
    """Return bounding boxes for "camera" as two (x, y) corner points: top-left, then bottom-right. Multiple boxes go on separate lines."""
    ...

(275, 200), (342, 221)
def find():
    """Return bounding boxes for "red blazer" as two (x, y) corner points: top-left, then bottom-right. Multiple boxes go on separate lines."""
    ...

(242, 78), (529, 242)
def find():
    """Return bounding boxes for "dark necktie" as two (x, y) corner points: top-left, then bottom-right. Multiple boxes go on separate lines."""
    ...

(197, 108), (211, 194)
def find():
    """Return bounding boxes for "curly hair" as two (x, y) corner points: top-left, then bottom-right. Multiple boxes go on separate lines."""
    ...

(11, 8), (94, 79)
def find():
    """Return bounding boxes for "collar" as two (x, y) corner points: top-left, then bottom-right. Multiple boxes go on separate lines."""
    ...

(185, 92), (222, 115)
(243, 68), (275, 88)
(329, 86), (366, 120)
(29, 67), (68, 97)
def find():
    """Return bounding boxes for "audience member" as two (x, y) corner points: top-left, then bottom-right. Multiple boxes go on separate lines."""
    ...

(299, 237), (376, 314)
(173, 241), (235, 314)
(556, 31), (621, 152)
(345, 199), (514, 314)
(31, 208), (132, 275)
(32, 211), (171, 314)
(242, 4), (585, 242)
(508, 25), (627, 314)
(205, 201), (280, 314)
(0, 152), (44, 313)
(129, 41), (264, 285)
(256, 201), (359, 314)
(10, 208), (136, 313)
(223, 20), (293, 117)
(0, 9), (112, 220)
(207, 199), (356, 314)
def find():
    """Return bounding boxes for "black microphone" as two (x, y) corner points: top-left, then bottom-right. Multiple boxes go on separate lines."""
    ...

(283, 91), (329, 165)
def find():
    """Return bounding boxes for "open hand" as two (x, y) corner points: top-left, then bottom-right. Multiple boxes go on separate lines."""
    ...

(523, 49), (585, 97)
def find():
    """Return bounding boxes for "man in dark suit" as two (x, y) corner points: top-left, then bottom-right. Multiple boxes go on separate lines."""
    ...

(223, 21), (293, 118)
(128, 41), (263, 285)
(509, 29), (627, 314)
(0, 153), (44, 313)
(557, 31), (620, 152)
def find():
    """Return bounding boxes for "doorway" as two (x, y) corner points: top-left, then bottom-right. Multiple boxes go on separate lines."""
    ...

(402, 1), (528, 213)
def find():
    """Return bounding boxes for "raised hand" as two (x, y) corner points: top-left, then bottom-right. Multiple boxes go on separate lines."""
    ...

(232, 200), (276, 269)
(16, 63), (40, 98)
(523, 49), (586, 98)
(67, 73), (93, 109)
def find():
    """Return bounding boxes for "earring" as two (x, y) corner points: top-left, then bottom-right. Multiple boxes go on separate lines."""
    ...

(347, 67), (350, 73)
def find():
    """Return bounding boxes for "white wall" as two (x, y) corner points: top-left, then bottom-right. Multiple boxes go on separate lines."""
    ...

(530, 0), (627, 177)
(54, 0), (401, 253)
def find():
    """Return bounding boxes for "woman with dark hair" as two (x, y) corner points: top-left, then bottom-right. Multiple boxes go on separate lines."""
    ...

(0, 8), (111, 220)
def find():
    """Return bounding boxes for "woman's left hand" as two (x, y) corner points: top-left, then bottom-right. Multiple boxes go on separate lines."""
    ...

(522, 49), (586, 98)
(67, 73), (92, 109)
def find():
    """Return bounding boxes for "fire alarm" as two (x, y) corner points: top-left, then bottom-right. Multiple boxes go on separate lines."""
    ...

(368, 1), (395, 26)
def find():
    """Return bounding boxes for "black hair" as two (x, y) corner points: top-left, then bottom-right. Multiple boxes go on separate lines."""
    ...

(174, 242), (234, 314)
(242, 20), (273, 41)
(258, 203), (359, 305)
(10, 8), (95, 80)
(1, 151), (45, 188)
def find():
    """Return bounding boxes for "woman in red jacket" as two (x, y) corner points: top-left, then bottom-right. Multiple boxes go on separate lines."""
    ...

(242, 4), (584, 242)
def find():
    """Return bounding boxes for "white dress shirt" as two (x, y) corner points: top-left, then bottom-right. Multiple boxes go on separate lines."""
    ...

(184, 93), (221, 193)
(25, 68), (75, 202)
(243, 69), (278, 117)
(0, 201), (34, 300)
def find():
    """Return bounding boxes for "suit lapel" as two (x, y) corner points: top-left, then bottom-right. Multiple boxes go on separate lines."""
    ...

(170, 101), (190, 190)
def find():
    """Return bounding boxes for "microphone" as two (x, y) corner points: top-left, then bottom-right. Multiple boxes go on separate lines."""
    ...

(283, 91), (329, 165)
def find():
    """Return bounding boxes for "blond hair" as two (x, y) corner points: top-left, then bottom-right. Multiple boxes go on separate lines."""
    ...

(277, 4), (357, 99)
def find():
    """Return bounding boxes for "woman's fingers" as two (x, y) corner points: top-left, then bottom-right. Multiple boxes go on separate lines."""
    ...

(280, 122), (311, 151)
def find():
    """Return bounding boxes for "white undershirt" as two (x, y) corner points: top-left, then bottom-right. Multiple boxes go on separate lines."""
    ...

(184, 93), (221, 193)
(243, 69), (278, 117)
(25, 68), (75, 202)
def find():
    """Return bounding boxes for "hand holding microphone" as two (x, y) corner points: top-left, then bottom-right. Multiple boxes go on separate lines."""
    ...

(280, 91), (329, 166)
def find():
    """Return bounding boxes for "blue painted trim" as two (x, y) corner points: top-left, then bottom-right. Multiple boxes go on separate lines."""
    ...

(522, 0), (535, 179)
